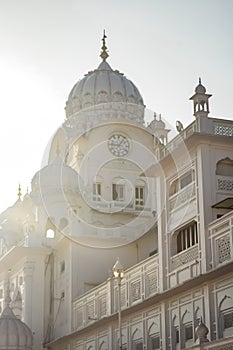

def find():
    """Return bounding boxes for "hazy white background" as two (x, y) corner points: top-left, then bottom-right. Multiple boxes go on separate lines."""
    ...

(0, 0), (232, 212)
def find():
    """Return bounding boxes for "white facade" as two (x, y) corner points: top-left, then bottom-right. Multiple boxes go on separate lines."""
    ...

(0, 37), (233, 350)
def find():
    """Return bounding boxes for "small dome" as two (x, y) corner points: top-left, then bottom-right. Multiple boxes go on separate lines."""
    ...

(148, 113), (166, 131)
(195, 320), (209, 339)
(0, 305), (33, 349)
(195, 78), (206, 94)
(65, 60), (144, 118)
(31, 155), (82, 195)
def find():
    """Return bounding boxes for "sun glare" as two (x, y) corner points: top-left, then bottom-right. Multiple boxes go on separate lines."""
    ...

(0, 58), (62, 212)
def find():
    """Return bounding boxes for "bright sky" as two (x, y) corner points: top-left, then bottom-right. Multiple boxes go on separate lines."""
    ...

(0, 0), (232, 213)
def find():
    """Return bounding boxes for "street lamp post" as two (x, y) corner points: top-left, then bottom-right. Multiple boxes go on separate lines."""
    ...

(112, 258), (124, 350)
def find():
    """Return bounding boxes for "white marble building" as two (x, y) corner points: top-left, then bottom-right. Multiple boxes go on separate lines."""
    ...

(0, 35), (233, 350)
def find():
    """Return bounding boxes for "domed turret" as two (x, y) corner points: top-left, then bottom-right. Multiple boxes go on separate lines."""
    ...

(148, 113), (169, 146)
(190, 78), (212, 118)
(0, 287), (33, 349)
(65, 33), (144, 118)
(31, 152), (82, 196)
(195, 78), (206, 94)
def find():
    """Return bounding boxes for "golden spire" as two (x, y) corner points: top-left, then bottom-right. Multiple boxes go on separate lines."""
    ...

(17, 183), (22, 199)
(100, 29), (109, 61)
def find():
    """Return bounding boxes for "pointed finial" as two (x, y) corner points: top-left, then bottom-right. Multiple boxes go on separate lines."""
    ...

(17, 183), (22, 199)
(56, 141), (60, 157)
(5, 269), (11, 307)
(199, 77), (202, 84)
(100, 29), (109, 61)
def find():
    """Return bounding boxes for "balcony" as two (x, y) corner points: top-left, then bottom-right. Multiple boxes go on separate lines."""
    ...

(90, 199), (152, 216)
(209, 211), (233, 269)
(170, 244), (199, 270)
(169, 182), (196, 213)
(157, 117), (233, 161)
(190, 336), (233, 349)
(72, 254), (159, 331)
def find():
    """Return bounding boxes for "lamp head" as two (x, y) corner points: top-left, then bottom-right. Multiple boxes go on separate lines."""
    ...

(112, 257), (124, 279)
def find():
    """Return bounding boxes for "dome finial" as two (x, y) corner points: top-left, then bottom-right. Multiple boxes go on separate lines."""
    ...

(199, 77), (202, 84)
(100, 29), (109, 61)
(5, 270), (11, 307)
(56, 140), (60, 157)
(17, 183), (22, 199)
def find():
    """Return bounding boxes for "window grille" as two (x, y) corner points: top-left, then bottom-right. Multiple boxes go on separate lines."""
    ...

(177, 222), (198, 253)
(217, 235), (231, 263)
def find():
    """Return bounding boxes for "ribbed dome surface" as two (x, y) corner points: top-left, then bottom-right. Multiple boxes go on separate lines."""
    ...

(0, 306), (33, 349)
(65, 60), (144, 117)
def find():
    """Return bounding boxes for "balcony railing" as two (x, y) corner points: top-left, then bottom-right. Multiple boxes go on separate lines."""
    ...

(113, 254), (159, 312)
(90, 199), (151, 215)
(209, 211), (233, 268)
(157, 117), (233, 161)
(170, 244), (199, 270)
(72, 254), (159, 331)
(169, 182), (196, 212)
(216, 175), (233, 193)
(157, 121), (197, 160)
(72, 283), (108, 331)
(190, 336), (233, 349)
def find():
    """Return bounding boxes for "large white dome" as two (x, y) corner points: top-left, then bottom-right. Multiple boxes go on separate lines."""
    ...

(65, 60), (144, 118)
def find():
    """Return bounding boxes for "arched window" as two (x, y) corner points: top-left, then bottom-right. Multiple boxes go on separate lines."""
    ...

(219, 294), (233, 338)
(131, 328), (143, 350)
(98, 340), (108, 350)
(170, 179), (179, 196)
(112, 177), (125, 201)
(93, 183), (102, 201)
(46, 217), (55, 238)
(169, 170), (194, 197)
(176, 222), (198, 254)
(181, 310), (194, 348)
(172, 315), (180, 350)
(92, 175), (103, 202)
(216, 158), (233, 176)
(148, 322), (160, 350)
(135, 179), (146, 209)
